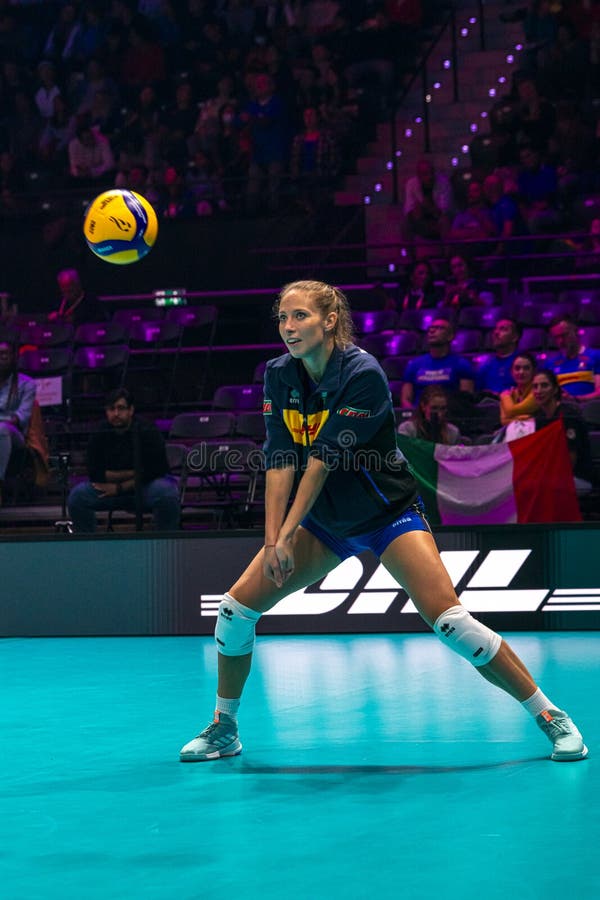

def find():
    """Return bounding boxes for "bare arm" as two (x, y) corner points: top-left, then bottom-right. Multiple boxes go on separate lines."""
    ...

(401, 382), (414, 409)
(268, 456), (329, 587)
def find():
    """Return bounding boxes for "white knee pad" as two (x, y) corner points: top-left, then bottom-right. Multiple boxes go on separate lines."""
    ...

(215, 593), (261, 657)
(433, 605), (501, 667)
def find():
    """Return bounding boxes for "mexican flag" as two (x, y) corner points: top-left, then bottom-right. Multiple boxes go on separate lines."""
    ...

(397, 419), (582, 524)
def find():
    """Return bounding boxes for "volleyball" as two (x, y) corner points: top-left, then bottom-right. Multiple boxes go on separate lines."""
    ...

(83, 189), (158, 265)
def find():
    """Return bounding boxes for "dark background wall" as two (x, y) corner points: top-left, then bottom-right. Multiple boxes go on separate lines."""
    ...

(2, 525), (599, 638)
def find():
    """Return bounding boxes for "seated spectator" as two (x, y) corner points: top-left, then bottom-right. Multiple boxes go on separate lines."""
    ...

(34, 60), (61, 121)
(532, 369), (593, 493)
(161, 79), (198, 168)
(120, 15), (166, 98)
(68, 117), (115, 183)
(48, 267), (107, 325)
(517, 143), (561, 233)
(118, 84), (162, 171)
(68, 388), (180, 532)
(399, 260), (438, 311)
(401, 317), (475, 408)
(439, 255), (487, 310)
(449, 180), (497, 250)
(404, 158), (453, 243)
(42, 2), (82, 66)
(290, 106), (339, 213)
(214, 102), (250, 208)
(0, 339), (36, 506)
(476, 318), (522, 396)
(513, 75), (555, 154)
(190, 74), (238, 158)
(38, 93), (77, 167)
(242, 72), (288, 215)
(397, 385), (462, 444)
(547, 315), (600, 402)
(155, 165), (196, 219)
(499, 352), (538, 425)
(9, 89), (42, 168)
(185, 150), (226, 215)
(483, 173), (528, 255)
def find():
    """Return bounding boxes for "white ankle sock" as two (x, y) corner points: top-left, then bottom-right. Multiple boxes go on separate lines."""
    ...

(521, 688), (556, 718)
(216, 695), (240, 721)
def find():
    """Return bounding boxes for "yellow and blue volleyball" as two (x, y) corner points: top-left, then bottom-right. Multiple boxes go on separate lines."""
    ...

(83, 189), (158, 265)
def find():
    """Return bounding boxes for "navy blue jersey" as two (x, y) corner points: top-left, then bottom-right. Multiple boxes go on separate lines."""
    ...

(263, 345), (418, 537)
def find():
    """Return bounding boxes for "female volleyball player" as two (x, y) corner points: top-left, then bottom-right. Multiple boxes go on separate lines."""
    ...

(180, 281), (587, 763)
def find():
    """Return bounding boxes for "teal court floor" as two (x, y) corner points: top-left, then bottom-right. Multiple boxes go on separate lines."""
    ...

(1, 632), (598, 900)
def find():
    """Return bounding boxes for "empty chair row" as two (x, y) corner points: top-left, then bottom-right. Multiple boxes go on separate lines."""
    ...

(0, 306), (218, 347)
(169, 409), (266, 442)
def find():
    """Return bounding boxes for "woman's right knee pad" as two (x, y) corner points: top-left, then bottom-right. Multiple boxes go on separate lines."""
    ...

(215, 593), (261, 657)
(433, 605), (502, 667)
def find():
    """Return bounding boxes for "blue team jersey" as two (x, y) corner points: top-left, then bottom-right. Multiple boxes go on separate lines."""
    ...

(546, 350), (600, 397)
(475, 352), (519, 393)
(403, 352), (474, 401)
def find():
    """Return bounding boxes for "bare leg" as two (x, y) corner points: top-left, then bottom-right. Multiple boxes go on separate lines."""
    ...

(380, 530), (538, 701)
(217, 526), (341, 699)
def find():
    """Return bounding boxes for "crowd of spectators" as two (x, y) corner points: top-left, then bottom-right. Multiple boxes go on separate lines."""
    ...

(0, 0), (429, 217)
(401, 0), (600, 275)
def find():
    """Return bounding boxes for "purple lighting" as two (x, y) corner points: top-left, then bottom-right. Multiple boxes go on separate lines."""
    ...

(469, 17), (477, 24)
(451, 157), (459, 167)
(404, 128), (412, 137)
(470, 123), (478, 133)
(461, 28), (468, 37)
(461, 144), (469, 153)
(506, 54), (514, 63)
(443, 59), (451, 69)
(363, 196), (371, 205)
(488, 88), (496, 97)
(433, 81), (441, 89)
(374, 183), (382, 192)
(386, 161), (393, 170)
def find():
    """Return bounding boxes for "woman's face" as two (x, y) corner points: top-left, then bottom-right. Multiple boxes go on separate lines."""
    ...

(532, 373), (557, 406)
(422, 396), (448, 422)
(278, 290), (334, 359)
(512, 356), (534, 387)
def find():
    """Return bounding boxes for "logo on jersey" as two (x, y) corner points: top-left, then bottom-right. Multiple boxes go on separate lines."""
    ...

(263, 400), (272, 415)
(283, 408), (329, 444)
(337, 406), (371, 418)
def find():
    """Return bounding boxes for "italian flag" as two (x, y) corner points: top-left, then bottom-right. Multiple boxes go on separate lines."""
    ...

(397, 419), (582, 524)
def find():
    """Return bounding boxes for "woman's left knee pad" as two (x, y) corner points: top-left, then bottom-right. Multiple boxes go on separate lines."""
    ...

(433, 605), (501, 667)
(215, 593), (261, 657)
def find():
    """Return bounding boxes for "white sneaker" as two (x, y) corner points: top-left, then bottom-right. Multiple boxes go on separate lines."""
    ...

(536, 708), (588, 761)
(180, 711), (242, 762)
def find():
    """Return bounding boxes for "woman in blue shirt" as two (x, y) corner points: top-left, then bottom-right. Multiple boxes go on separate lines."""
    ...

(180, 281), (587, 765)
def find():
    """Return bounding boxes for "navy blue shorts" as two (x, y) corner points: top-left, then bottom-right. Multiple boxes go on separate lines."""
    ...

(301, 502), (431, 562)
